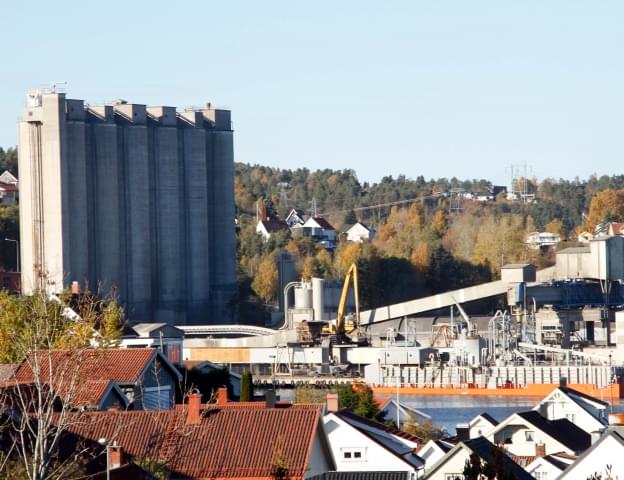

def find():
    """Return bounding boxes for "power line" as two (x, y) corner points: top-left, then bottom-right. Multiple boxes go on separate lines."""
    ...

(317, 192), (444, 217)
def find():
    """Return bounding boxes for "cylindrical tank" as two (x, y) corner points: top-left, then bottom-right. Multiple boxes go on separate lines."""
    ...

(312, 277), (325, 321)
(294, 283), (313, 309)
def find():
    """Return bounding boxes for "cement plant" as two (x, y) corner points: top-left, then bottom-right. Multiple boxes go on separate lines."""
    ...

(12, 88), (624, 400)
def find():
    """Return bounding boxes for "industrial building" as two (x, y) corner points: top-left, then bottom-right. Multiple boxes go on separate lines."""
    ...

(18, 90), (236, 324)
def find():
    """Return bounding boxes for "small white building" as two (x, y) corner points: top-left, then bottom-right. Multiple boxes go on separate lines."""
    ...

(322, 400), (425, 476)
(525, 453), (574, 479)
(302, 217), (336, 246)
(558, 430), (624, 479)
(343, 222), (375, 243)
(256, 218), (290, 240)
(424, 437), (533, 480)
(285, 208), (306, 227)
(456, 412), (499, 440)
(532, 385), (608, 434)
(526, 231), (561, 250)
(417, 439), (454, 472)
(486, 411), (590, 457)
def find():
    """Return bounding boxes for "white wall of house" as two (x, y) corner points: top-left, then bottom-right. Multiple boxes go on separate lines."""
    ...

(304, 428), (335, 479)
(425, 448), (471, 480)
(559, 434), (624, 479)
(525, 457), (565, 480)
(322, 414), (417, 473)
(487, 416), (573, 456)
(346, 223), (372, 243)
(469, 417), (497, 439)
(533, 389), (605, 434)
(418, 440), (449, 472)
(256, 222), (270, 240)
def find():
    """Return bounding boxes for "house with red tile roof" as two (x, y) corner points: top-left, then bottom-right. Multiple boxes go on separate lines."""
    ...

(60, 390), (335, 480)
(14, 348), (181, 410)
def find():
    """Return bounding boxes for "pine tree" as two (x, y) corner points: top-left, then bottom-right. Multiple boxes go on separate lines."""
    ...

(240, 369), (254, 401)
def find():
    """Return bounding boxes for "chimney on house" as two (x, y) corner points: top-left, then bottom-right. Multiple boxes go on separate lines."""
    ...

(187, 392), (201, 425)
(326, 393), (339, 413)
(559, 377), (567, 388)
(535, 442), (546, 457)
(108, 444), (123, 469)
(265, 390), (276, 408)
(71, 281), (81, 295)
(216, 387), (228, 405)
(591, 431), (602, 444)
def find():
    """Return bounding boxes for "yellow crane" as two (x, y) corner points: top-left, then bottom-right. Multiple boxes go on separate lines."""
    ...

(322, 263), (361, 336)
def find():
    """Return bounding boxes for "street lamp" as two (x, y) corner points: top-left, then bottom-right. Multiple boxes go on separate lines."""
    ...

(4, 238), (19, 272)
(98, 438), (110, 480)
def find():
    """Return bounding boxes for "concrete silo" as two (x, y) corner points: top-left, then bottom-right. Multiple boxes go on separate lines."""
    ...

(18, 91), (237, 325)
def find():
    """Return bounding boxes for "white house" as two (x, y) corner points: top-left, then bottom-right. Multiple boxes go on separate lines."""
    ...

(285, 208), (306, 227)
(344, 222), (375, 243)
(526, 231), (561, 250)
(322, 399), (425, 476)
(558, 430), (624, 479)
(0, 170), (17, 185)
(423, 437), (533, 480)
(532, 385), (609, 434)
(486, 411), (590, 456)
(525, 453), (575, 479)
(417, 439), (454, 472)
(302, 217), (337, 248)
(256, 218), (290, 240)
(379, 398), (432, 429)
(456, 412), (499, 440)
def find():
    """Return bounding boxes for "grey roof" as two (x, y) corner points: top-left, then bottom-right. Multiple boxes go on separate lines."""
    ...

(309, 473), (411, 480)
(425, 436), (533, 480)
(516, 411), (590, 453)
(333, 410), (424, 469)
(472, 412), (499, 427)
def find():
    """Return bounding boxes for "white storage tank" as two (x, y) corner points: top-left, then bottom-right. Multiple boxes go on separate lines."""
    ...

(294, 282), (313, 309)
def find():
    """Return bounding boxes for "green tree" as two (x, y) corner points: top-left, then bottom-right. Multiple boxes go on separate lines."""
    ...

(240, 369), (254, 401)
(344, 209), (358, 225)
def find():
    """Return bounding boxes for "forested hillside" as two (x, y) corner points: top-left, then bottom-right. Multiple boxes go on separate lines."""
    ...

(0, 148), (18, 271)
(235, 162), (624, 317)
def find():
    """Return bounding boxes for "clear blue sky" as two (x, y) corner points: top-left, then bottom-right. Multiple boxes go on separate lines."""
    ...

(2, 1), (623, 186)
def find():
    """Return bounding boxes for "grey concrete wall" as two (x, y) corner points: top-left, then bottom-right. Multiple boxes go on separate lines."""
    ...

(180, 118), (210, 321)
(208, 127), (237, 322)
(64, 100), (89, 285)
(148, 108), (186, 324)
(116, 105), (152, 320)
(19, 93), (237, 325)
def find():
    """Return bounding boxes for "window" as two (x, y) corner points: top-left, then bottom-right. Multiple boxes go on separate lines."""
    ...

(535, 472), (548, 480)
(444, 475), (464, 480)
(502, 430), (513, 443)
(565, 413), (576, 423)
(341, 448), (365, 462)
(525, 430), (535, 442)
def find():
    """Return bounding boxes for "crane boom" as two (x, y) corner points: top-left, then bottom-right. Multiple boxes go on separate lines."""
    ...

(335, 263), (360, 334)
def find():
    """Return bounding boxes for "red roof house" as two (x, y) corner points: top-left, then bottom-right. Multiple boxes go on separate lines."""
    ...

(60, 391), (334, 479)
